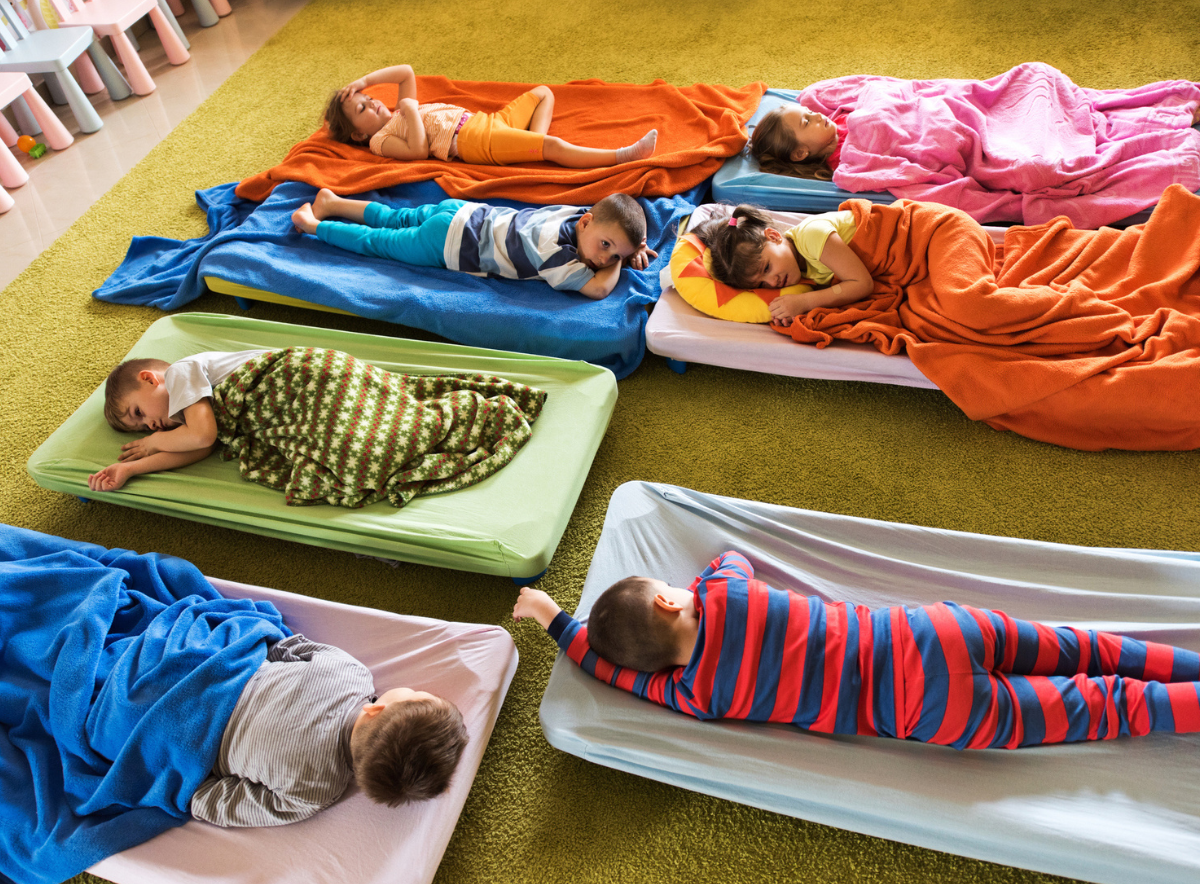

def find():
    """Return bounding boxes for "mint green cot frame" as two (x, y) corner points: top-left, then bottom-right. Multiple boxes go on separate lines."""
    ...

(27, 314), (618, 579)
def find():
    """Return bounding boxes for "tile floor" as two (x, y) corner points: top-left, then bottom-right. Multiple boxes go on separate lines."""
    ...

(0, 0), (309, 291)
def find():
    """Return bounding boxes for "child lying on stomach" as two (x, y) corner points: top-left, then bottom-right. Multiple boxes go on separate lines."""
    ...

(515, 551), (1200, 748)
(192, 632), (467, 827)
(90, 347), (546, 507)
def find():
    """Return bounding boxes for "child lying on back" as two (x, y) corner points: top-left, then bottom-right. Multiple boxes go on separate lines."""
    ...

(515, 551), (1200, 748)
(292, 190), (656, 300)
(327, 64), (657, 167)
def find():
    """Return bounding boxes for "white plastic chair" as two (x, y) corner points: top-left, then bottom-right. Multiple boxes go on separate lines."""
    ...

(0, 0), (127, 133)
(46, 0), (189, 96)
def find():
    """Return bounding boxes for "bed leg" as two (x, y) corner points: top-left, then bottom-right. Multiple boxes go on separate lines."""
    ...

(666, 358), (687, 375)
(512, 569), (547, 586)
(76, 496), (90, 503)
(234, 297), (254, 311)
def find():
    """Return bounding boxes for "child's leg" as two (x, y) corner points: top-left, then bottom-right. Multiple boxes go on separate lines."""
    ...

(311, 189), (370, 224)
(527, 85), (554, 135)
(456, 90), (658, 167)
(543, 132), (658, 168)
(966, 604), (1200, 683)
(898, 602), (1200, 748)
(312, 201), (464, 267)
(1005, 671), (1200, 746)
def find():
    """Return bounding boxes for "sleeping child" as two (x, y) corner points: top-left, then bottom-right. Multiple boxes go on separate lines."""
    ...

(515, 551), (1200, 748)
(744, 63), (1200, 227)
(90, 347), (546, 507)
(327, 64), (657, 167)
(291, 190), (656, 300)
(192, 633), (468, 826)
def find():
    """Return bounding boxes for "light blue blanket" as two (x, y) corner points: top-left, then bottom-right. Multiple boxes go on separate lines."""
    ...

(0, 526), (289, 884)
(93, 180), (702, 379)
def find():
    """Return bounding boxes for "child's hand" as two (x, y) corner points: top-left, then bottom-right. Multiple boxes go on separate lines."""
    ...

(625, 242), (658, 271)
(336, 77), (369, 102)
(768, 293), (810, 326)
(119, 437), (158, 462)
(512, 587), (562, 629)
(87, 463), (133, 492)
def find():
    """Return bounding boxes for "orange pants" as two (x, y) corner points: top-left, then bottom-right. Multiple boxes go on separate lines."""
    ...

(455, 90), (546, 165)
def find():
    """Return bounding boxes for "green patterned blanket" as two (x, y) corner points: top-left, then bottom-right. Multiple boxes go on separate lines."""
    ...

(210, 348), (546, 508)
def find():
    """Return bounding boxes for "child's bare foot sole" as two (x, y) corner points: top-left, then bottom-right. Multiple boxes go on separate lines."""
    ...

(292, 203), (319, 235)
(616, 129), (658, 163)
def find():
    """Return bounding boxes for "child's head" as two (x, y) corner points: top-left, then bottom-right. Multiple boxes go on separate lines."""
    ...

(586, 576), (688, 672)
(103, 357), (174, 433)
(749, 105), (837, 181)
(575, 193), (647, 270)
(325, 90), (392, 144)
(350, 688), (469, 807)
(690, 204), (802, 290)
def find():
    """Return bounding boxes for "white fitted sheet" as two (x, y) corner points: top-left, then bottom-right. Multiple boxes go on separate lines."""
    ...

(646, 204), (1005, 388)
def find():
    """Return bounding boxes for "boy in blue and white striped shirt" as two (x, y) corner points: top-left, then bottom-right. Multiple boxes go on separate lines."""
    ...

(293, 188), (654, 299)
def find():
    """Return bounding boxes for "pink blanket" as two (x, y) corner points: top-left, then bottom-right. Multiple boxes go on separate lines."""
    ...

(799, 63), (1200, 227)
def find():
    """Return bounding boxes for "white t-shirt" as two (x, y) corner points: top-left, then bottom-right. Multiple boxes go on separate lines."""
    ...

(165, 350), (269, 423)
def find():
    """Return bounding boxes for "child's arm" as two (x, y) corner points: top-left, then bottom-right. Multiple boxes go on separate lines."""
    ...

(374, 98), (430, 161)
(337, 64), (418, 104)
(769, 233), (873, 326)
(512, 586), (564, 627)
(577, 260), (624, 300)
(88, 447), (214, 493)
(513, 588), (689, 710)
(118, 400), (218, 462)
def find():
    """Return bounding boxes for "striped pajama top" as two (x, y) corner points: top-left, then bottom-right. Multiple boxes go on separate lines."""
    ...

(189, 634), (375, 826)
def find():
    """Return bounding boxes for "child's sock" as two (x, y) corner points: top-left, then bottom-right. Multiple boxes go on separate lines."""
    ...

(616, 129), (658, 163)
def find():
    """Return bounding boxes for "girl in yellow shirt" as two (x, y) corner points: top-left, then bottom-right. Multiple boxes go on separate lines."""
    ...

(692, 205), (874, 325)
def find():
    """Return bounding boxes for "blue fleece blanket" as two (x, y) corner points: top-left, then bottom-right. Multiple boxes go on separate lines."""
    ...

(93, 180), (703, 379)
(0, 525), (290, 884)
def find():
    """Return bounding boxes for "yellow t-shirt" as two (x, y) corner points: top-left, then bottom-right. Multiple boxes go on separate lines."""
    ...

(784, 211), (858, 285)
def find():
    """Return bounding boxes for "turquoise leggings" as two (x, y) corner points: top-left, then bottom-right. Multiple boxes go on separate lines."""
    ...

(315, 199), (467, 268)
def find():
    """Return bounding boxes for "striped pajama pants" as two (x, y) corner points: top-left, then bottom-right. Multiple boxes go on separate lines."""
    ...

(862, 602), (1200, 748)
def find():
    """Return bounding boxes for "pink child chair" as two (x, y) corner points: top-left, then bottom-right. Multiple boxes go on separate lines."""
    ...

(164, 0), (228, 29)
(0, 69), (72, 212)
(46, 0), (189, 95)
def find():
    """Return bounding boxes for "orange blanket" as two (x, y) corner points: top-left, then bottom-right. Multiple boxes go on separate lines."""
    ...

(775, 184), (1200, 450)
(237, 77), (765, 203)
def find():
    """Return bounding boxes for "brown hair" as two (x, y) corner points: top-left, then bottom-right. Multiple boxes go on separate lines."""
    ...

(688, 204), (776, 290)
(324, 91), (361, 144)
(103, 357), (170, 432)
(586, 576), (679, 672)
(749, 107), (834, 181)
(590, 193), (646, 249)
(352, 697), (468, 807)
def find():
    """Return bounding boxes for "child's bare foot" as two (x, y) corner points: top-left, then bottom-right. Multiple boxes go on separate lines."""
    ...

(616, 129), (657, 163)
(1192, 104), (1200, 126)
(292, 202), (319, 235)
(312, 187), (339, 221)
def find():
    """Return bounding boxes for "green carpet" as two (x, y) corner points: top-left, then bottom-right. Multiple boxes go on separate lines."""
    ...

(5, 0), (1199, 881)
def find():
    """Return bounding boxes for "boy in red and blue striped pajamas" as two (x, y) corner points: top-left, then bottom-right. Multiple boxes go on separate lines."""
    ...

(513, 551), (1200, 747)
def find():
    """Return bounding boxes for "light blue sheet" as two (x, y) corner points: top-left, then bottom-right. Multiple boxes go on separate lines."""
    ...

(711, 89), (891, 212)
(540, 481), (1200, 884)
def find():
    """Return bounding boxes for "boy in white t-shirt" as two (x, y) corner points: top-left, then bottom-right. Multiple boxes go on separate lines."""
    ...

(91, 350), (267, 493)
